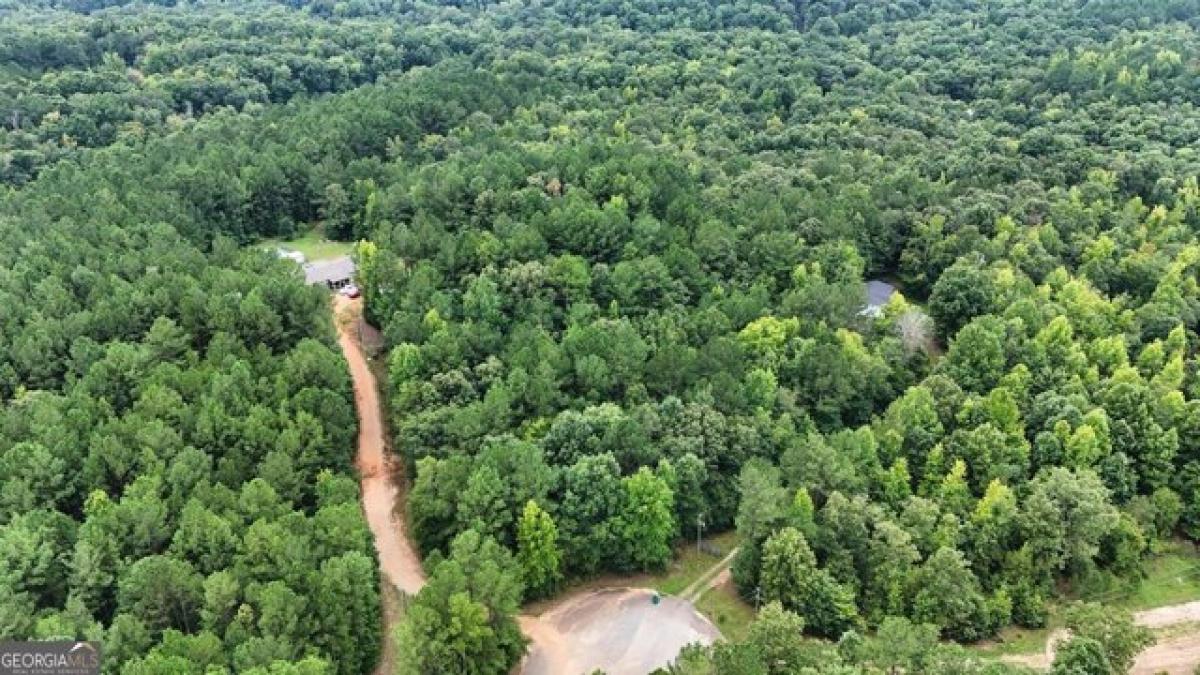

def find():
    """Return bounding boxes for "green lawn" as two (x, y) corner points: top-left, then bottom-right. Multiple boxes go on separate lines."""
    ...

(977, 620), (1059, 657)
(649, 530), (740, 596)
(1082, 540), (1200, 611)
(975, 541), (1200, 658)
(696, 579), (756, 642)
(262, 229), (354, 262)
(647, 530), (757, 642)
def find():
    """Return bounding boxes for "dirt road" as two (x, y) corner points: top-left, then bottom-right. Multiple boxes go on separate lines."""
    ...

(1003, 601), (1200, 673)
(335, 296), (425, 593)
(333, 297), (426, 673)
(1138, 601), (1200, 629)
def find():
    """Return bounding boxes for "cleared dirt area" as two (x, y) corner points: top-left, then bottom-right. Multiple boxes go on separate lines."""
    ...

(1132, 632), (1200, 674)
(518, 588), (722, 675)
(1129, 603), (1200, 674)
(1138, 601), (1200, 629)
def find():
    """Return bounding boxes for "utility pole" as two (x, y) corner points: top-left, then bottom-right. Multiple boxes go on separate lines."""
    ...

(696, 513), (705, 554)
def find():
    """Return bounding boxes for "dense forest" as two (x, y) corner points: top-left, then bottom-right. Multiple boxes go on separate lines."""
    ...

(4, 0), (1200, 673)
(0, 170), (382, 669)
(0, 0), (437, 185)
(0, 117), (383, 674)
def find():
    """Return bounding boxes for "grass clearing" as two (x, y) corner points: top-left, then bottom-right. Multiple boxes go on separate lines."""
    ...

(521, 530), (742, 615)
(974, 541), (1200, 659)
(1086, 541), (1200, 611)
(262, 227), (355, 261)
(649, 530), (740, 596)
(976, 620), (1059, 657)
(696, 579), (756, 642)
(1108, 538), (1200, 607)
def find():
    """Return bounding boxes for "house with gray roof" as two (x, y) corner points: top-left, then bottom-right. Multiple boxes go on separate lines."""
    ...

(276, 248), (307, 265)
(861, 280), (897, 317)
(303, 256), (356, 289)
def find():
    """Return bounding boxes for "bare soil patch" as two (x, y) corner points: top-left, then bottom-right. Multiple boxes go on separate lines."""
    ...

(518, 588), (721, 675)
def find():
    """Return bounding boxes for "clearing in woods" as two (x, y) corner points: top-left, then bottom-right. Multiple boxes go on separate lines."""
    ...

(989, 544), (1200, 673)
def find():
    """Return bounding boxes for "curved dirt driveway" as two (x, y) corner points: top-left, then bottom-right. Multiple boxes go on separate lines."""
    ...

(333, 297), (425, 674)
(335, 296), (425, 594)
(1131, 632), (1200, 674)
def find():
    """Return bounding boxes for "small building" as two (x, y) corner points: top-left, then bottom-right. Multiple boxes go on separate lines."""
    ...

(303, 256), (356, 290)
(861, 279), (897, 318)
(275, 248), (307, 265)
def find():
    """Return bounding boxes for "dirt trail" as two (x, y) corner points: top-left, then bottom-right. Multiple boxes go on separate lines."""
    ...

(1002, 601), (1200, 673)
(680, 548), (739, 603)
(333, 297), (426, 673)
(1137, 601), (1200, 629)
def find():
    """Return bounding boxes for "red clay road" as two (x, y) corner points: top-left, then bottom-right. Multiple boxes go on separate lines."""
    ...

(335, 295), (426, 594)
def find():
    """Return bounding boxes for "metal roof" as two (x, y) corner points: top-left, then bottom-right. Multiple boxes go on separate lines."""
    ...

(303, 256), (355, 285)
(865, 280), (896, 309)
(276, 248), (307, 264)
